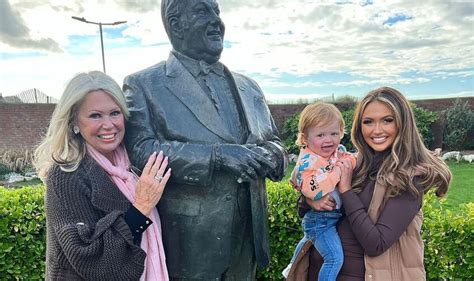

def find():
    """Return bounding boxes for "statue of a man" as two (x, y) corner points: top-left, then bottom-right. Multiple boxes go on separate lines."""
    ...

(123, 0), (288, 279)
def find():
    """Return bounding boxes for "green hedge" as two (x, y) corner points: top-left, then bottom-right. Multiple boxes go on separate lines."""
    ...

(1, 184), (472, 280)
(0, 186), (46, 280)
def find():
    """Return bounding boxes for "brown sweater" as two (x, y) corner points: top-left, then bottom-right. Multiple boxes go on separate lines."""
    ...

(45, 156), (146, 280)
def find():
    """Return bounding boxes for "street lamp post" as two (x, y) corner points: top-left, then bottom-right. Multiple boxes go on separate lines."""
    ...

(71, 16), (127, 73)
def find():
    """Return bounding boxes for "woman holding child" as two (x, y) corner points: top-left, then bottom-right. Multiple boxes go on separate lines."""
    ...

(286, 87), (451, 281)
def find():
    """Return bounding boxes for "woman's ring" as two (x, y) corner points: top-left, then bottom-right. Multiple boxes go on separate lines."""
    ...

(154, 175), (163, 183)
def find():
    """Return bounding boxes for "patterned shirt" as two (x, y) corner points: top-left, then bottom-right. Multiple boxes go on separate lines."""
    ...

(293, 144), (356, 205)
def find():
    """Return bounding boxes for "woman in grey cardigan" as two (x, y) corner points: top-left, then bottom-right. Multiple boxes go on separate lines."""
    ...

(35, 71), (170, 280)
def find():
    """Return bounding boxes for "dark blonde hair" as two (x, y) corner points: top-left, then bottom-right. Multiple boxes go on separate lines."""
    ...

(351, 87), (451, 197)
(296, 102), (345, 147)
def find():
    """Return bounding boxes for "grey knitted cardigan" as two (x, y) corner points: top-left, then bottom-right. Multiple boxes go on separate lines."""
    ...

(45, 155), (146, 280)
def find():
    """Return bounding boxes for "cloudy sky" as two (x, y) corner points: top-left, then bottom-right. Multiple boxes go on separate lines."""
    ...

(1, 0), (473, 103)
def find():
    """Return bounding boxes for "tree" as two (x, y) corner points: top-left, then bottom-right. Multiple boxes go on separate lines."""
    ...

(443, 99), (474, 150)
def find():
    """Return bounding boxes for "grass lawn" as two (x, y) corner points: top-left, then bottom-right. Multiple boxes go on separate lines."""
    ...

(444, 161), (474, 210)
(283, 161), (473, 210)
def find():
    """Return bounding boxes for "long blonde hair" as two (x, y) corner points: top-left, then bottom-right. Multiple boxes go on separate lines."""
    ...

(351, 87), (451, 197)
(296, 102), (345, 148)
(34, 71), (129, 180)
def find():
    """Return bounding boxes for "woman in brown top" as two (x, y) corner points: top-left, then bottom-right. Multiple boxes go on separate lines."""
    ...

(293, 87), (451, 281)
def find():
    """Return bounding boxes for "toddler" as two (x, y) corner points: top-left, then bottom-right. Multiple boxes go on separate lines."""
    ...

(282, 102), (356, 281)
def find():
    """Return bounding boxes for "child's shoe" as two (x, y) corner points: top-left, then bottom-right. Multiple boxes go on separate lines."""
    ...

(281, 263), (292, 279)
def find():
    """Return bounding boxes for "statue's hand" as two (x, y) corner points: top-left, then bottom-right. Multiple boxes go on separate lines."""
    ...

(246, 142), (287, 181)
(244, 144), (277, 177)
(215, 144), (275, 182)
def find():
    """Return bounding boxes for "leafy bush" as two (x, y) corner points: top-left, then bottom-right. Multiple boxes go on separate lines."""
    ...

(443, 99), (474, 150)
(0, 163), (12, 177)
(422, 193), (473, 280)
(1, 184), (472, 280)
(282, 113), (300, 155)
(0, 186), (46, 280)
(341, 108), (355, 152)
(257, 181), (301, 280)
(412, 104), (438, 149)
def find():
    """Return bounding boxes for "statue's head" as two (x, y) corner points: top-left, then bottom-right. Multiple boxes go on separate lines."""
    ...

(162, 0), (225, 64)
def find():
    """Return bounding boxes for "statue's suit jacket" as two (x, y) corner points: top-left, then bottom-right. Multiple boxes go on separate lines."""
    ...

(123, 52), (286, 278)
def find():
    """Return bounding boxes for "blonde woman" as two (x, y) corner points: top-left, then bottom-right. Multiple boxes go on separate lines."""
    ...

(289, 87), (451, 281)
(35, 71), (170, 280)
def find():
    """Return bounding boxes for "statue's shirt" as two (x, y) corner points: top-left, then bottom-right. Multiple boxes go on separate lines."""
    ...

(172, 50), (248, 143)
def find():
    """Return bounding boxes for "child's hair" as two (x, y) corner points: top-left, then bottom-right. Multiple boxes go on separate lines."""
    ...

(296, 102), (345, 147)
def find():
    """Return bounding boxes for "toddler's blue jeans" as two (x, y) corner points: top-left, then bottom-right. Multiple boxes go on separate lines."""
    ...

(290, 210), (343, 281)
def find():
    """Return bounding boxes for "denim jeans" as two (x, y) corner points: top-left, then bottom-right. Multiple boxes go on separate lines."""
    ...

(290, 210), (343, 281)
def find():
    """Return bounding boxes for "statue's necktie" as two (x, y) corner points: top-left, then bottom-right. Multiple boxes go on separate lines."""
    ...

(200, 65), (244, 143)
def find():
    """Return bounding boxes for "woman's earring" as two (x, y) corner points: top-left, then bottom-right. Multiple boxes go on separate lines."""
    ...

(73, 126), (80, 135)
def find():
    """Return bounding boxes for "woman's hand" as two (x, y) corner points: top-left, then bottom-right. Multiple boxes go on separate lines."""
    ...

(133, 151), (171, 216)
(305, 194), (336, 211)
(336, 157), (353, 193)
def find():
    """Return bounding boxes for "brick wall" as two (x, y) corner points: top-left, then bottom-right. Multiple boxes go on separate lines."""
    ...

(0, 97), (472, 151)
(0, 104), (55, 151)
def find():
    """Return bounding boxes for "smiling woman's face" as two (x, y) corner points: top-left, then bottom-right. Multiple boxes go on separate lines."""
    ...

(361, 101), (398, 152)
(77, 90), (125, 162)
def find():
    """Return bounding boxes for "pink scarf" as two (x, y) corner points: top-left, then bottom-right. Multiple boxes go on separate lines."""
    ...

(87, 144), (168, 281)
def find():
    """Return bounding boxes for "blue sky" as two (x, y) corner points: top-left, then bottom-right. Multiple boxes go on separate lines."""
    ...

(1, 0), (473, 103)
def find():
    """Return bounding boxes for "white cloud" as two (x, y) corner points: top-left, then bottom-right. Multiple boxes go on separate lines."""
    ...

(1, 0), (473, 100)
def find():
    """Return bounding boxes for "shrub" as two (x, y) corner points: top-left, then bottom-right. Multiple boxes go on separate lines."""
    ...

(423, 193), (473, 280)
(0, 163), (11, 178)
(341, 108), (355, 152)
(257, 181), (301, 280)
(412, 104), (438, 149)
(443, 99), (474, 150)
(1, 184), (472, 280)
(0, 186), (46, 280)
(0, 149), (34, 174)
(282, 113), (300, 155)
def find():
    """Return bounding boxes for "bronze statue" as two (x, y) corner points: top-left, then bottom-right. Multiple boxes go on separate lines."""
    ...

(123, 0), (288, 279)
